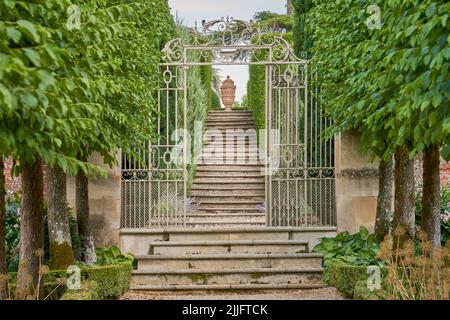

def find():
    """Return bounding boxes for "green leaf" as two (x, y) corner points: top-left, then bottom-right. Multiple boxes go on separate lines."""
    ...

(23, 48), (41, 67)
(17, 20), (41, 43)
(6, 27), (21, 44)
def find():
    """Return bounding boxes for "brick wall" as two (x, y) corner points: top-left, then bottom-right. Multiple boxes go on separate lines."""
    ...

(415, 155), (450, 189)
(3, 157), (21, 192)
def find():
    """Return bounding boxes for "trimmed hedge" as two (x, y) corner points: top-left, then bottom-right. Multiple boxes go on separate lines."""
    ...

(8, 263), (132, 300)
(84, 264), (132, 299)
(327, 263), (369, 299)
(60, 281), (99, 301)
(327, 262), (387, 299)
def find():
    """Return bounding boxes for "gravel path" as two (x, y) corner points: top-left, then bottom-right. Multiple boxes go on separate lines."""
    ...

(121, 287), (344, 300)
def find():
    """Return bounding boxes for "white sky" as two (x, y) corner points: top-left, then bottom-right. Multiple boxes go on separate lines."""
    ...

(168, 0), (287, 102)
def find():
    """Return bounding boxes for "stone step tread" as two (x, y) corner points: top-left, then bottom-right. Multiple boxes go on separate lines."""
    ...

(187, 213), (265, 217)
(130, 283), (323, 291)
(136, 253), (323, 260)
(149, 239), (310, 246)
(193, 181), (264, 185)
(133, 267), (323, 275)
(198, 207), (263, 211)
(122, 227), (337, 234)
(194, 201), (264, 205)
(191, 186), (265, 191)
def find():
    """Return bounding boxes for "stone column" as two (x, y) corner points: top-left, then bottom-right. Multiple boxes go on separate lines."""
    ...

(335, 130), (379, 233)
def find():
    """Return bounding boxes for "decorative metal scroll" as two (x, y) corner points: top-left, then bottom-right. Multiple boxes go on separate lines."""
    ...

(162, 17), (307, 64)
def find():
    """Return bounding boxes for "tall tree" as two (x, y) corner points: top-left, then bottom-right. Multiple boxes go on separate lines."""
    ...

(44, 165), (74, 269)
(374, 157), (394, 242)
(304, 0), (449, 245)
(393, 148), (416, 247)
(422, 145), (441, 246)
(15, 161), (45, 299)
(0, 156), (6, 299)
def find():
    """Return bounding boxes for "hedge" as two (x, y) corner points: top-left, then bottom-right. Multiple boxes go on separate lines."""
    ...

(7, 263), (132, 300)
(327, 262), (387, 299)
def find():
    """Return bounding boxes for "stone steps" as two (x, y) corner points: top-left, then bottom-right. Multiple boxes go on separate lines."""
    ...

(191, 184), (265, 191)
(130, 283), (324, 291)
(131, 267), (324, 287)
(194, 177), (264, 183)
(136, 253), (323, 271)
(191, 190), (265, 197)
(148, 239), (310, 255)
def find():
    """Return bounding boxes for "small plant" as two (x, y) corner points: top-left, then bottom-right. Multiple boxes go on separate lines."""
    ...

(314, 226), (383, 268)
(95, 246), (135, 267)
(377, 227), (450, 300)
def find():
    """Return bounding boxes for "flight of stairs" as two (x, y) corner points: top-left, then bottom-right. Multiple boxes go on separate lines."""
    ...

(124, 227), (336, 291)
(122, 110), (337, 292)
(189, 110), (265, 228)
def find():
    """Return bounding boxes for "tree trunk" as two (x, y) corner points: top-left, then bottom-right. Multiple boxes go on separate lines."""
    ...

(44, 165), (75, 269)
(421, 145), (441, 246)
(76, 156), (96, 265)
(0, 156), (7, 299)
(393, 147), (416, 248)
(374, 157), (394, 242)
(16, 161), (45, 300)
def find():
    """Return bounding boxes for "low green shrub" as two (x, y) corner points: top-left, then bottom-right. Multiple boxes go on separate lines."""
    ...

(8, 263), (132, 300)
(84, 264), (132, 299)
(60, 281), (99, 300)
(314, 226), (383, 270)
(327, 262), (368, 298)
(96, 246), (135, 267)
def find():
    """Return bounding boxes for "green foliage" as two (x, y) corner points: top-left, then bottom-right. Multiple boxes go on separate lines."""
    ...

(314, 226), (383, 269)
(96, 246), (135, 267)
(9, 263), (132, 300)
(327, 262), (369, 298)
(253, 11), (293, 32)
(415, 186), (450, 245)
(5, 191), (83, 272)
(247, 33), (292, 134)
(0, 0), (175, 174)
(292, 0), (314, 57)
(211, 91), (222, 110)
(84, 263), (132, 299)
(5, 191), (20, 272)
(60, 281), (99, 300)
(305, 0), (450, 159)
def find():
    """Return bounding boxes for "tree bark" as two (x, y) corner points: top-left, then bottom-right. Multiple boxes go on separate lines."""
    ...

(393, 147), (416, 248)
(76, 156), (96, 265)
(0, 156), (7, 299)
(16, 161), (45, 300)
(44, 165), (74, 269)
(374, 157), (394, 242)
(421, 145), (441, 246)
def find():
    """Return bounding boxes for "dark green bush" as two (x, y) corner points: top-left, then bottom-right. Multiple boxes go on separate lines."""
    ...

(84, 264), (132, 300)
(314, 226), (382, 269)
(60, 281), (99, 300)
(327, 262), (369, 299)
(8, 263), (132, 300)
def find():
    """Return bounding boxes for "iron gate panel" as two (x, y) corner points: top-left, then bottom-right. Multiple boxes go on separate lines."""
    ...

(120, 18), (336, 229)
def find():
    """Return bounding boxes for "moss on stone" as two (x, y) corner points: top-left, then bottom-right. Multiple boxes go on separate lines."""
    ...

(49, 241), (75, 270)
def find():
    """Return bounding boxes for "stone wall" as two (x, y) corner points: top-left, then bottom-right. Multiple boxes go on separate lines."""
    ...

(334, 130), (379, 233)
(66, 153), (121, 247)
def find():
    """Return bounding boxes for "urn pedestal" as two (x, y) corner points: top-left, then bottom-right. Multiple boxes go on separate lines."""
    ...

(220, 76), (236, 112)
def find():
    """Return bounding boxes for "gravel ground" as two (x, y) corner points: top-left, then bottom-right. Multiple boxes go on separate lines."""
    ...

(121, 287), (344, 300)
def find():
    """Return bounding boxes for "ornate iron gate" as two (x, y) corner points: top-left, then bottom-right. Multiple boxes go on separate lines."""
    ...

(121, 18), (336, 229)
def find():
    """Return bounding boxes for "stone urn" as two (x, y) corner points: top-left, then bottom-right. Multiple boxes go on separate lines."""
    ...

(220, 76), (236, 112)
